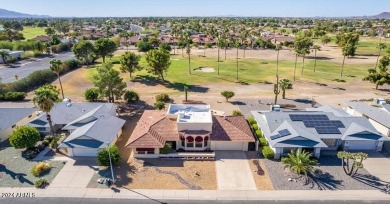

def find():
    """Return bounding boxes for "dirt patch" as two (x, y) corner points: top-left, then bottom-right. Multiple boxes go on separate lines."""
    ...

(246, 151), (274, 190)
(103, 158), (217, 190)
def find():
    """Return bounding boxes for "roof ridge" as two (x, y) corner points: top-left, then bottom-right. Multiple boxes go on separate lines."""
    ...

(217, 116), (253, 139)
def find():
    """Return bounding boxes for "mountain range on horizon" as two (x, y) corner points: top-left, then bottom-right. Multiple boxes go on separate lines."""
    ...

(0, 7), (390, 19)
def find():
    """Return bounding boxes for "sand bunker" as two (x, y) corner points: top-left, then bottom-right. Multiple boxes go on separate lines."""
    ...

(194, 67), (215, 72)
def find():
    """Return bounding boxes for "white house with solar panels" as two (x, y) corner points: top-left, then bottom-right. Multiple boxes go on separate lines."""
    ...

(251, 106), (387, 159)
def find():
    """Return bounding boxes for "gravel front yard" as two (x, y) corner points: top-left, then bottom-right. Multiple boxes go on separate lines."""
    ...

(264, 156), (384, 190)
(246, 152), (274, 190)
(0, 143), (65, 187)
(88, 159), (217, 190)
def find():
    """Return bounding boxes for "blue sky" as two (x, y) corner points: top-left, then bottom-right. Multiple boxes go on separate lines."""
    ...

(0, 0), (389, 17)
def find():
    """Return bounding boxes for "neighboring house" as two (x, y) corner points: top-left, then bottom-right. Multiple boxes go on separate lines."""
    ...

(27, 102), (125, 157)
(126, 104), (255, 158)
(0, 106), (37, 142)
(252, 106), (386, 159)
(346, 101), (390, 150)
(31, 35), (52, 43)
(0, 49), (23, 64)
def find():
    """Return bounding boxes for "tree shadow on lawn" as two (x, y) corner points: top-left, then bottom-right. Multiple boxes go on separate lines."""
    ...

(352, 173), (390, 191)
(305, 56), (334, 61)
(0, 164), (34, 185)
(132, 75), (209, 93)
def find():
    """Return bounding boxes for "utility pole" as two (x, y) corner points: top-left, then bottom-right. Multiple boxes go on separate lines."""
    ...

(106, 143), (115, 184)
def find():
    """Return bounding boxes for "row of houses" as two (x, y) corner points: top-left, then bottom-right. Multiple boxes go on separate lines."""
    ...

(1, 100), (388, 160)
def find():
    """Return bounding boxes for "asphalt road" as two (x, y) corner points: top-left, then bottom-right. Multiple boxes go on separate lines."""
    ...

(0, 52), (74, 83)
(1, 198), (389, 204)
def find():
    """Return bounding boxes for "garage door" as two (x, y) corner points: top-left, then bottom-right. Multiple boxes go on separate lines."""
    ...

(348, 141), (377, 151)
(214, 142), (244, 151)
(72, 148), (99, 157)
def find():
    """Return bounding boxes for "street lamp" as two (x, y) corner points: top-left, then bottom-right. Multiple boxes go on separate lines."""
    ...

(105, 143), (115, 184)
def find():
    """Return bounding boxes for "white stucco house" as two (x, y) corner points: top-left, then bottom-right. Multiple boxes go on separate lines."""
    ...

(27, 102), (125, 157)
(252, 106), (386, 159)
(0, 105), (37, 142)
(126, 104), (255, 158)
(346, 101), (390, 150)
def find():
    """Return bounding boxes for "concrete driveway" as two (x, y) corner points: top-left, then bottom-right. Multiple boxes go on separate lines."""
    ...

(363, 151), (390, 182)
(49, 157), (97, 188)
(215, 151), (256, 190)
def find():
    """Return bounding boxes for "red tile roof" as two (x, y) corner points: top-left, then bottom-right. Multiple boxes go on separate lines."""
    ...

(125, 110), (178, 148)
(211, 116), (255, 142)
(126, 111), (255, 148)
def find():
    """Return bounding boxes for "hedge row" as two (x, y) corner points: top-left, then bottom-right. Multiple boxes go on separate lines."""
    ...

(0, 92), (26, 101)
(5, 59), (80, 93)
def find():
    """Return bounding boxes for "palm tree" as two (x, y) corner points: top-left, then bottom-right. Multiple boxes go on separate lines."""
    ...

(375, 42), (387, 70)
(279, 79), (293, 99)
(0, 50), (10, 64)
(119, 31), (130, 51)
(282, 149), (318, 182)
(312, 45), (321, 72)
(233, 38), (240, 81)
(186, 39), (192, 75)
(50, 59), (65, 99)
(33, 85), (59, 136)
(275, 44), (282, 76)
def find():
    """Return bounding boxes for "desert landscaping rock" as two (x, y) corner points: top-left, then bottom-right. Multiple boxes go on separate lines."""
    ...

(264, 156), (386, 190)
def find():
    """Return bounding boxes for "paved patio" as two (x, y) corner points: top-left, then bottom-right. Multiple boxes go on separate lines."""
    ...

(49, 158), (97, 188)
(215, 151), (256, 190)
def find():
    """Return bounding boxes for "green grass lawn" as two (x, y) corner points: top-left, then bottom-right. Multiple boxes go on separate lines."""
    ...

(22, 26), (46, 39)
(89, 54), (372, 87)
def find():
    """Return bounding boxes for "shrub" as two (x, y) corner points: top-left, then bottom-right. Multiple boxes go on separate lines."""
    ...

(0, 92), (26, 101)
(97, 145), (121, 166)
(49, 136), (61, 149)
(255, 130), (262, 138)
(9, 126), (41, 149)
(35, 179), (48, 188)
(262, 146), (275, 159)
(259, 138), (267, 147)
(221, 90), (235, 101)
(124, 90), (140, 104)
(84, 88), (99, 102)
(31, 162), (52, 177)
(160, 142), (173, 154)
(248, 117), (256, 125)
(252, 124), (259, 130)
(8, 69), (56, 92)
(154, 101), (165, 110)
(62, 59), (79, 71)
(232, 110), (243, 116)
(155, 93), (170, 103)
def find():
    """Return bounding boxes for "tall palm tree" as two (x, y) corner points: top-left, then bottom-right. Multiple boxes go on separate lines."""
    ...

(233, 38), (240, 81)
(186, 39), (192, 75)
(375, 42), (387, 71)
(312, 45), (321, 72)
(50, 59), (65, 99)
(33, 85), (59, 136)
(0, 50), (10, 64)
(282, 149), (318, 182)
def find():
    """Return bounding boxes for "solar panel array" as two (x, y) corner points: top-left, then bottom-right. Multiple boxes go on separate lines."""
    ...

(270, 129), (291, 140)
(289, 114), (344, 134)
